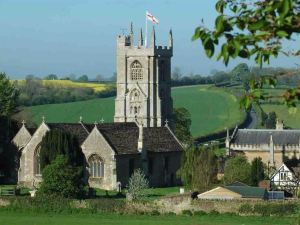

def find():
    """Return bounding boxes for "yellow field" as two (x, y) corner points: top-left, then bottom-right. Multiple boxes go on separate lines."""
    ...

(15, 80), (110, 93)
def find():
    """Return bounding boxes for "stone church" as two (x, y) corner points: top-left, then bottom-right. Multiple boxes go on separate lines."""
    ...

(12, 25), (183, 190)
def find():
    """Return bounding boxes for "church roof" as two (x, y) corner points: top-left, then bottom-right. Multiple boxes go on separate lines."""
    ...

(46, 122), (182, 155)
(231, 129), (300, 145)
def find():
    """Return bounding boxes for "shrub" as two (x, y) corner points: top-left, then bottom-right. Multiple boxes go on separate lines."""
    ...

(239, 203), (253, 215)
(193, 210), (207, 216)
(87, 198), (126, 213)
(127, 169), (149, 201)
(39, 155), (85, 198)
(150, 210), (160, 216)
(209, 210), (220, 215)
(182, 209), (193, 216)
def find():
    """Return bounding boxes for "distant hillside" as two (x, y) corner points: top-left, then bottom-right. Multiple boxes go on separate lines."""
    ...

(15, 85), (244, 137)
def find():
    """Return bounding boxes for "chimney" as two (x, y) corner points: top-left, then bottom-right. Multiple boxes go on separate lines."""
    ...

(138, 122), (143, 152)
(269, 134), (275, 165)
(276, 119), (284, 130)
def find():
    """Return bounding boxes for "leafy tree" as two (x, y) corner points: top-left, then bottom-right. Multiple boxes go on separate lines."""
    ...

(224, 155), (251, 185)
(78, 75), (89, 82)
(172, 67), (182, 81)
(39, 155), (85, 198)
(172, 107), (192, 144)
(44, 74), (58, 80)
(265, 111), (277, 129)
(193, 0), (300, 110)
(40, 130), (84, 170)
(178, 145), (218, 191)
(250, 157), (265, 186)
(127, 169), (149, 200)
(95, 74), (103, 82)
(0, 73), (19, 116)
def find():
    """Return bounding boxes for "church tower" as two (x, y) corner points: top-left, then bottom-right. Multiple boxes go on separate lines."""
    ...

(114, 23), (173, 127)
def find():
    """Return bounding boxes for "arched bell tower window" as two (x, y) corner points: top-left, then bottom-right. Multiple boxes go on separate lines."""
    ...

(88, 154), (104, 178)
(131, 61), (143, 80)
(34, 147), (41, 176)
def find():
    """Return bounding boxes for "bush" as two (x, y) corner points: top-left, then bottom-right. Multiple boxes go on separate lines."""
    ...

(39, 155), (85, 198)
(182, 209), (193, 216)
(193, 210), (207, 216)
(239, 203), (253, 214)
(209, 210), (220, 215)
(87, 198), (126, 213)
(127, 169), (149, 201)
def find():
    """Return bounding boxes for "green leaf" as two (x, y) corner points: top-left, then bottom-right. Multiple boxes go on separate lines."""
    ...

(192, 27), (201, 41)
(215, 15), (224, 34)
(276, 30), (289, 38)
(203, 37), (215, 58)
(248, 20), (268, 31)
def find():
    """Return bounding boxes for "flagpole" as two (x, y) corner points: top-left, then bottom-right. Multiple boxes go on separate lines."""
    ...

(145, 11), (148, 48)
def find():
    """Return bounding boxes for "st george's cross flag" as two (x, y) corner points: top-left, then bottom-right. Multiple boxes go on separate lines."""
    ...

(146, 11), (159, 24)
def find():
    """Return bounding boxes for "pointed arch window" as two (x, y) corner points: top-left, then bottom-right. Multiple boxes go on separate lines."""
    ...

(131, 61), (143, 80)
(88, 154), (104, 178)
(34, 147), (41, 176)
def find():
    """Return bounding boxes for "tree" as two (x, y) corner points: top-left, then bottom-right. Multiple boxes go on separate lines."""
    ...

(193, 0), (300, 110)
(40, 130), (84, 170)
(172, 107), (192, 144)
(178, 145), (218, 191)
(193, 147), (218, 192)
(39, 155), (85, 198)
(95, 74), (103, 82)
(172, 67), (182, 81)
(78, 75), (89, 82)
(265, 112), (277, 129)
(224, 155), (251, 185)
(44, 74), (58, 80)
(127, 169), (149, 200)
(0, 73), (19, 116)
(250, 157), (265, 186)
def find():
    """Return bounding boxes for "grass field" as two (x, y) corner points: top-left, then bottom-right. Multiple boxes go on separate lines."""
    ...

(19, 85), (244, 137)
(15, 80), (112, 93)
(0, 211), (295, 225)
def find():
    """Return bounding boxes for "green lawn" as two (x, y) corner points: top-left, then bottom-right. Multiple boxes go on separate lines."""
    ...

(18, 85), (244, 137)
(0, 211), (296, 225)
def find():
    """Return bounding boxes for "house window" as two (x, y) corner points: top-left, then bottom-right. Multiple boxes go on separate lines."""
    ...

(88, 154), (104, 178)
(280, 172), (287, 181)
(131, 61), (143, 80)
(34, 147), (41, 176)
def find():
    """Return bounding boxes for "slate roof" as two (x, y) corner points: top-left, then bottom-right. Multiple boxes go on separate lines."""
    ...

(225, 186), (268, 199)
(231, 129), (300, 145)
(46, 122), (183, 155)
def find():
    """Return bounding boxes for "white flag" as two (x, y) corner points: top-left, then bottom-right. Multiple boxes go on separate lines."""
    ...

(146, 11), (159, 24)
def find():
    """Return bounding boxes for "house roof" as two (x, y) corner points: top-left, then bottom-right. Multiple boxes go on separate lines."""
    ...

(225, 186), (267, 199)
(47, 122), (183, 155)
(231, 129), (300, 145)
(226, 181), (249, 187)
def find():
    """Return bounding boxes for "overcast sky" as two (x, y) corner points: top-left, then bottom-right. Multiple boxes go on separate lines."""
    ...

(0, 0), (299, 79)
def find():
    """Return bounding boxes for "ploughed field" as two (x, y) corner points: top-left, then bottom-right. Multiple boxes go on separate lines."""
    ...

(0, 211), (295, 225)
(18, 85), (244, 137)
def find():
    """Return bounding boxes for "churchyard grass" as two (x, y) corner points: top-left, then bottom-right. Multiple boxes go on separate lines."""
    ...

(19, 85), (244, 138)
(0, 211), (295, 225)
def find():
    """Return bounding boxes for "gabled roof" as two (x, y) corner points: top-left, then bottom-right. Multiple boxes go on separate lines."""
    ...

(231, 129), (300, 145)
(226, 181), (249, 187)
(225, 186), (267, 199)
(46, 122), (183, 155)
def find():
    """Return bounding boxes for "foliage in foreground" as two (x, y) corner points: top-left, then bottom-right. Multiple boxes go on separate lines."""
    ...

(172, 107), (192, 144)
(39, 155), (85, 198)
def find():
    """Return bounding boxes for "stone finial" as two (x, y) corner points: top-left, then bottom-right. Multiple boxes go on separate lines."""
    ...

(79, 116), (83, 123)
(164, 119), (169, 127)
(130, 22), (134, 46)
(168, 29), (173, 48)
(276, 118), (284, 130)
(151, 26), (156, 47)
(94, 121), (98, 126)
(139, 28), (143, 47)
(138, 122), (144, 152)
(42, 116), (45, 123)
(21, 120), (26, 126)
(100, 118), (104, 124)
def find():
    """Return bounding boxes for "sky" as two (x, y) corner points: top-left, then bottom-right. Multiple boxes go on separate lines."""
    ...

(0, 0), (299, 79)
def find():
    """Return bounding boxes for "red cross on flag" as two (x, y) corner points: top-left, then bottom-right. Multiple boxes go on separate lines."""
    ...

(146, 11), (159, 24)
